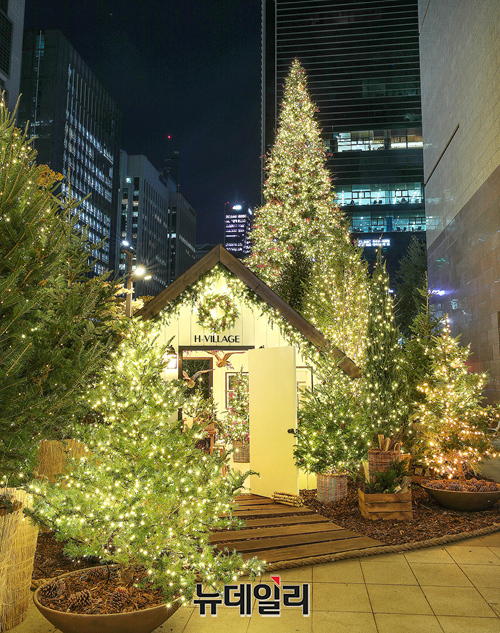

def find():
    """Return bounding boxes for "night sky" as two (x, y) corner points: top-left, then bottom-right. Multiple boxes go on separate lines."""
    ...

(24, 0), (262, 244)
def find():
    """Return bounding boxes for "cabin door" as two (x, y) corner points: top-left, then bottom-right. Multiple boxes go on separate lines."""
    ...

(248, 346), (298, 497)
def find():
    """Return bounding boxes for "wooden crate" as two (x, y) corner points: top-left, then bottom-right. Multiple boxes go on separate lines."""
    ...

(358, 489), (412, 521)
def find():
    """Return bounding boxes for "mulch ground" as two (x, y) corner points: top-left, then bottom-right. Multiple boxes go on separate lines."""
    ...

(300, 480), (500, 545)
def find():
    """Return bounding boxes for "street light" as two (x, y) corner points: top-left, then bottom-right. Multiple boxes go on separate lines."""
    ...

(121, 241), (150, 318)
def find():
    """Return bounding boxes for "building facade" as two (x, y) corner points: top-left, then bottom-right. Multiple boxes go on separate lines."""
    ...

(18, 30), (121, 275)
(262, 0), (425, 281)
(224, 203), (253, 259)
(118, 152), (197, 296)
(419, 0), (500, 403)
(0, 0), (24, 108)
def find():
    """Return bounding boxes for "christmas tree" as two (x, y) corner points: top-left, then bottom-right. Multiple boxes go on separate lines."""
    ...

(412, 322), (499, 478)
(249, 59), (344, 311)
(249, 60), (369, 361)
(395, 236), (428, 338)
(293, 357), (368, 475)
(27, 319), (262, 603)
(222, 370), (250, 444)
(361, 250), (409, 442)
(0, 98), (120, 482)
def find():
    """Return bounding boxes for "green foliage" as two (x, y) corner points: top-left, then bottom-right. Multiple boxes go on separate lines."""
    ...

(0, 100), (120, 482)
(293, 358), (369, 475)
(412, 323), (499, 478)
(364, 458), (410, 494)
(249, 59), (343, 311)
(361, 250), (410, 442)
(27, 318), (263, 604)
(395, 237), (428, 338)
(221, 370), (249, 444)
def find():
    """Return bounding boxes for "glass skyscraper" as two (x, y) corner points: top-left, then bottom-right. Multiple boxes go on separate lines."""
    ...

(262, 0), (425, 281)
(18, 30), (121, 275)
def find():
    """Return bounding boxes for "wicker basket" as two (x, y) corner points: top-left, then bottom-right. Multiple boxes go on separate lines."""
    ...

(36, 439), (88, 483)
(317, 473), (348, 503)
(0, 488), (38, 631)
(232, 440), (250, 463)
(368, 449), (411, 477)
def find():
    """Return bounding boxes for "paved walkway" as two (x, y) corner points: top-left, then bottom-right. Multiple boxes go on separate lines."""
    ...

(15, 532), (500, 633)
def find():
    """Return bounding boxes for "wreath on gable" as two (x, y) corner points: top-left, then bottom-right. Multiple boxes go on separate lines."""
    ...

(197, 294), (239, 332)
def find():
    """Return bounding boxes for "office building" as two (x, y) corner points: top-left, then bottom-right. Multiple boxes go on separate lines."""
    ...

(18, 30), (121, 275)
(419, 0), (500, 403)
(224, 203), (253, 259)
(262, 0), (425, 281)
(0, 0), (24, 108)
(119, 152), (197, 295)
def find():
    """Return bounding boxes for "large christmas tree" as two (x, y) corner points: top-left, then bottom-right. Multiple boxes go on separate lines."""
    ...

(413, 323), (499, 478)
(249, 60), (368, 362)
(249, 59), (344, 311)
(0, 99), (119, 481)
(361, 250), (409, 442)
(28, 319), (262, 602)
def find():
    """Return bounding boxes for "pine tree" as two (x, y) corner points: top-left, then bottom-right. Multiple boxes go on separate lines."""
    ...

(222, 370), (250, 444)
(293, 358), (368, 475)
(395, 237), (428, 338)
(412, 323), (499, 478)
(249, 60), (369, 361)
(27, 319), (262, 603)
(361, 250), (409, 442)
(0, 99), (120, 481)
(249, 59), (343, 311)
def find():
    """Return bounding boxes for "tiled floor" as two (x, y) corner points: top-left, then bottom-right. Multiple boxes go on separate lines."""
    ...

(13, 532), (500, 633)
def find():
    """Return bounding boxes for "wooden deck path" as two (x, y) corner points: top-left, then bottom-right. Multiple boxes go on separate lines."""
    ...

(212, 494), (382, 565)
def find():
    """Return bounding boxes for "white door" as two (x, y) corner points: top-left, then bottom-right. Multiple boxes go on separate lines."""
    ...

(248, 346), (298, 497)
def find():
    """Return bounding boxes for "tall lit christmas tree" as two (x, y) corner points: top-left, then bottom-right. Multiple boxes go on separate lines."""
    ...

(28, 318), (262, 603)
(361, 250), (409, 441)
(0, 98), (119, 481)
(413, 323), (499, 478)
(249, 59), (344, 311)
(250, 60), (368, 361)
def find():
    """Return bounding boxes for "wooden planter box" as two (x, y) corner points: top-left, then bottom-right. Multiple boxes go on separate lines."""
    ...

(358, 489), (412, 521)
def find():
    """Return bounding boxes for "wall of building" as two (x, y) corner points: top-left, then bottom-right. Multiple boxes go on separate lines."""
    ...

(18, 30), (121, 275)
(168, 192), (197, 283)
(0, 0), (24, 108)
(119, 151), (175, 296)
(419, 0), (500, 402)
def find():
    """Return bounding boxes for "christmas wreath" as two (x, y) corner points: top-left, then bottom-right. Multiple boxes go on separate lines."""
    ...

(197, 293), (239, 331)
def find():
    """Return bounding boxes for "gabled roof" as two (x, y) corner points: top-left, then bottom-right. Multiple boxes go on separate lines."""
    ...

(135, 245), (361, 378)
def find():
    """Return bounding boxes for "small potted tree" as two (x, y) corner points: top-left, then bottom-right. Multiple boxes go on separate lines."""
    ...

(413, 323), (500, 511)
(221, 370), (250, 463)
(294, 365), (368, 503)
(27, 320), (262, 633)
(358, 458), (413, 520)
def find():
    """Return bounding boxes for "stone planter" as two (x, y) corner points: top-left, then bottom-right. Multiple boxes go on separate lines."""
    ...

(358, 489), (412, 521)
(33, 567), (180, 633)
(421, 483), (500, 512)
(232, 440), (250, 463)
(317, 474), (348, 503)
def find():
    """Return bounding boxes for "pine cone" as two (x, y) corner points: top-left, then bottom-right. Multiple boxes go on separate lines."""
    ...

(488, 482), (499, 492)
(85, 566), (108, 582)
(108, 586), (129, 613)
(479, 485), (490, 492)
(68, 589), (93, 610)
(40, 580), (66, 600)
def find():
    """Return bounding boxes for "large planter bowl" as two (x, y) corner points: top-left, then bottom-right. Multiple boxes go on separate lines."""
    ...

(33, 568), (180, 633)
(421, 483), (500, 512)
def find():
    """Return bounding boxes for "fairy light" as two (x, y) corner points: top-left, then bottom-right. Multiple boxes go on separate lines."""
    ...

(413, 321), (499, 478)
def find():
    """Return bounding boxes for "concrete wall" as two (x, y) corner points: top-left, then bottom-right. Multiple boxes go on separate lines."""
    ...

(419, 0), (500, 402)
